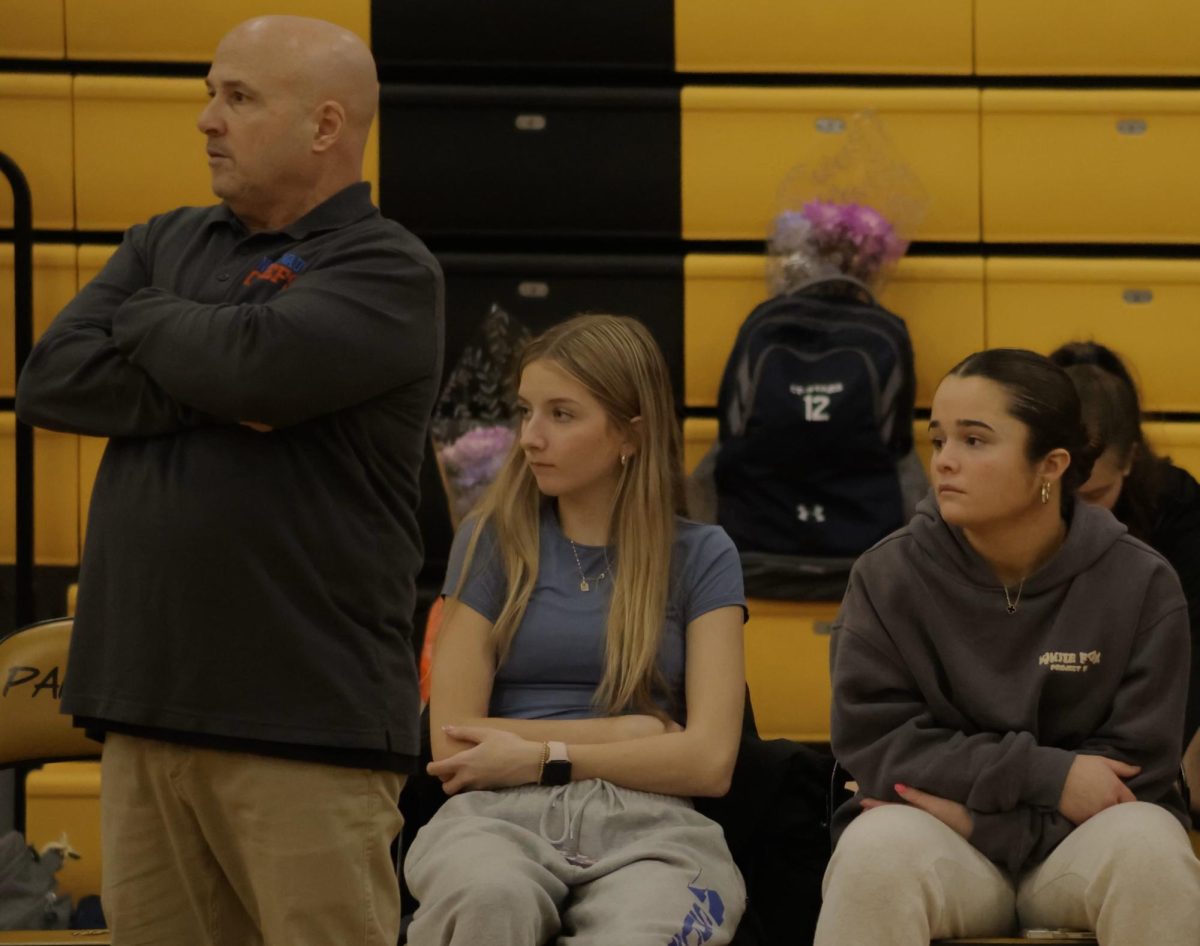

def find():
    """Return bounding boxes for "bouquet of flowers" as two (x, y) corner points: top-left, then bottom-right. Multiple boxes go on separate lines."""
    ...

(430, 305), (530, 526)
(769, 200), (907, 290)
(436, 424), (515, 521)
(767, 112), (927, 297)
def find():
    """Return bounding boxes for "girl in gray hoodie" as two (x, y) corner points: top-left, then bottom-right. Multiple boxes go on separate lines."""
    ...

(816, 349), (1200, 945)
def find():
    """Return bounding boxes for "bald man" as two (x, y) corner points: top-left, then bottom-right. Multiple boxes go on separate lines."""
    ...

(16, 16), (442, 946)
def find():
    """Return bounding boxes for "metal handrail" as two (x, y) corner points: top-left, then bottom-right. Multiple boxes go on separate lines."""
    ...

(0, 152), (34, 629)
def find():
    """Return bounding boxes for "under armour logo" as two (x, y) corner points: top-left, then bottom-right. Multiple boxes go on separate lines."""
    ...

(797, 504), (826, 523)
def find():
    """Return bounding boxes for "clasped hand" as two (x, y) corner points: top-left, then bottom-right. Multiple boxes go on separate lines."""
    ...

(859, 752), (1141, 838)
(427, 726), (543, 795)
(427, 715), (681, 795)
(1057, 754), (1140, 825)
(861, 784), (974, 839)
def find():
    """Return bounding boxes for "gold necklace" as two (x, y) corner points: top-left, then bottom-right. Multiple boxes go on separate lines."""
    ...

(1002, 577), (1026, 614)
(568, 538), (612, 592)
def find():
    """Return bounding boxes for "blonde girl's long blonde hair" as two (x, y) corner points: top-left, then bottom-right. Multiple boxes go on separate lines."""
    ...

(452, 314), (686, 716)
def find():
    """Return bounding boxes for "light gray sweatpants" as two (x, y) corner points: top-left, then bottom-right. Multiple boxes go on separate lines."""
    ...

(815, 801), (1200, 946)
(405, 779), (746, 946)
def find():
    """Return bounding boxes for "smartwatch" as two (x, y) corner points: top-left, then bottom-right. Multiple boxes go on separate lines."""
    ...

(539, 740), (572, 786)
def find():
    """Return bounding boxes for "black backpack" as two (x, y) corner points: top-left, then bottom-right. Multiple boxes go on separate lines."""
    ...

(714, 281), (917, 562)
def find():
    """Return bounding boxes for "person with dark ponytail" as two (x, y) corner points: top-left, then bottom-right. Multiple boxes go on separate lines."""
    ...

(1050, 341), (1200, 813)
(816, 349), (1200, 945)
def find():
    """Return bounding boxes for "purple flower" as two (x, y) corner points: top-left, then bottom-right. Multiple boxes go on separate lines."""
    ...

(771, 200), (908, 291)
(437, 424), (517, 518)
(848, 204), (889, 236)
(801, 200), (844, 231)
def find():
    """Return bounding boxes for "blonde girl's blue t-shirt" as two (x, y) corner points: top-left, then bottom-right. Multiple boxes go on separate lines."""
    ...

(441, 506), (746, 723)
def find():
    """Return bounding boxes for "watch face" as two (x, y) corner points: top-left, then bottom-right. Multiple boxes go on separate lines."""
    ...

(541, 759), (572, 786)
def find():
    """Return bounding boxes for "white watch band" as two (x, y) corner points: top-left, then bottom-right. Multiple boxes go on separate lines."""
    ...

(547, 740), (569, 763)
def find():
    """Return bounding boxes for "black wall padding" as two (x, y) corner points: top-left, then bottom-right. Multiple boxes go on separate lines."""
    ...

(436, 252), (685, 400)
(380, 85), (681, 240)
(372, 0), (674, 73)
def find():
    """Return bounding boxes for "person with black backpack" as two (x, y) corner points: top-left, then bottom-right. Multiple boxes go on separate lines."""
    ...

(714, 276), (919, 559)
(691, 199), (927, 600)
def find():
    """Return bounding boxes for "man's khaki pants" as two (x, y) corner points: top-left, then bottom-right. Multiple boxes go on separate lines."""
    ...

(100, 732), (406, 946)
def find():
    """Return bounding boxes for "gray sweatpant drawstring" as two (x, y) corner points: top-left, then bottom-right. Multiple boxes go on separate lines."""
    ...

(538, 780), (626, 858)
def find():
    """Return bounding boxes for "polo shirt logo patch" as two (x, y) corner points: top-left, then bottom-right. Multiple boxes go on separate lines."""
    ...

(243, 252), (308, 289)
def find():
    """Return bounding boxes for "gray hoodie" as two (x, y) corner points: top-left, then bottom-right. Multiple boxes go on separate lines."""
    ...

(830, 495), (1191, 873)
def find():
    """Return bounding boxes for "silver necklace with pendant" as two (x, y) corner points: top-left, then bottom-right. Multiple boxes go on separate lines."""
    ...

(568, 538), (612, 592)
(1002, 577), (1026, 614)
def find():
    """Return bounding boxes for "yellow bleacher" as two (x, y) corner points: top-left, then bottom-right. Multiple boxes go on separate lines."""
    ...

(681, 86), (980, 243)
(0, 246), (78, 398)
(63, 0), (369, 61)
(981, 89), (1200, 243)
(674, 0), (973, 75)
(0, 0), (65, 59)
(73, 77), (215, 232)
(974, 0), (1200, 76)
(74, 246), (117, 293)
(0, 245), (81, 570)
(0, 74), (74, 230)
(0, 419), (79, 571)
(1144, 424), (1200, 479)
(24, 762), (103, 905)
(985, 258), (1200, 411)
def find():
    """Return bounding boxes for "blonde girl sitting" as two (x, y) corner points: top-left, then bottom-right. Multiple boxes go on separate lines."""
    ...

(405, 314), (747, 946)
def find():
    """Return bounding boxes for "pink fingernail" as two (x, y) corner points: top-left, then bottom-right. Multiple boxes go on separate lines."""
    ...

(895, 783), (908, 795)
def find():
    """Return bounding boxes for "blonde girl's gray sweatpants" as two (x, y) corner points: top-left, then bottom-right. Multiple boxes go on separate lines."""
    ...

(404, 778), (746, 946)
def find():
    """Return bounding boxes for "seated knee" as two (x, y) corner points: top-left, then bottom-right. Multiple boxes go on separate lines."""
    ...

(832, 805), (949, 876)
(437, 875), (551, 916)
(1084, 802), (1194, 876)
(1091, 802), (1179, 843)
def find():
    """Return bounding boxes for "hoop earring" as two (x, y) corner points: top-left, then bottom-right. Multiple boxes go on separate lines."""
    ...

(1040, 480), (1051, 505)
